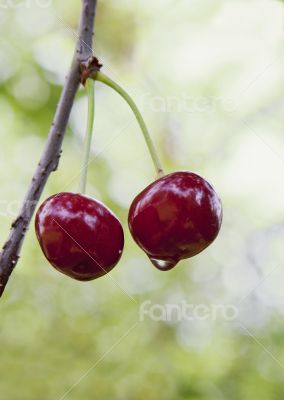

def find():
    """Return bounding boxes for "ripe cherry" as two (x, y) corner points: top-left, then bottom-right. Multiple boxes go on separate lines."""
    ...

(35, 192), (124, 281)
(128, 171), (222, 271)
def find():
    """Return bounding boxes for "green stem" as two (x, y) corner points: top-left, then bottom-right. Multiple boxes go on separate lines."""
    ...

(79, 78), (95, 193)
(94, 71), (164, 178)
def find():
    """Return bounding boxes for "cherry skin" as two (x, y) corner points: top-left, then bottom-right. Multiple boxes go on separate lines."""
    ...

(128, 171), (222, 271)
(35, 192), (124, 281)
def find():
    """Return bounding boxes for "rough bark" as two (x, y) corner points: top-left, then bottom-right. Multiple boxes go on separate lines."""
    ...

(0, 0), (98, 297)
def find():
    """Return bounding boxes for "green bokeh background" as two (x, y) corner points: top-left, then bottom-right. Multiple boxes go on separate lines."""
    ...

(1, 0), (284, 399)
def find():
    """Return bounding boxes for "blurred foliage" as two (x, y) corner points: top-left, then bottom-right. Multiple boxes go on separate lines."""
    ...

(1, 0), (284, 399)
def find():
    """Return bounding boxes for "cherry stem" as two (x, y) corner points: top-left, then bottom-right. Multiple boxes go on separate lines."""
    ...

(79, 78), (95, 194)
(94, 71), (164, 178)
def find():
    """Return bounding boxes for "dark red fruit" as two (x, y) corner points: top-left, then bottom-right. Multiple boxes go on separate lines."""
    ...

(35, 192), (124, 281)
(128, 171), (222, 271)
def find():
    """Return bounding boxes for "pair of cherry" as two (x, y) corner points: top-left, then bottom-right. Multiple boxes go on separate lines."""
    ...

(35, 171), (222, 281)
(35, 69), (222, 281)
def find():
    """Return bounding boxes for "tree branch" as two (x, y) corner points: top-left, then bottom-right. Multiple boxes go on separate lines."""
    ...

(0, 0), (98, 297)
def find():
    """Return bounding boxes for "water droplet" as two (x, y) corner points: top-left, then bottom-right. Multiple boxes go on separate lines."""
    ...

(149, 256), (178, 271)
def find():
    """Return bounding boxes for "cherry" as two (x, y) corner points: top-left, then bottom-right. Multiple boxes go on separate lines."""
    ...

(128, 171), (222, 271)
(35, 192), (124, 281)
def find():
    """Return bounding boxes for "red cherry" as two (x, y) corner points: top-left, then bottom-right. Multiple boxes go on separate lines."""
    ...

(35, 192), (124, 281)
(128, 171), (222, 271)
